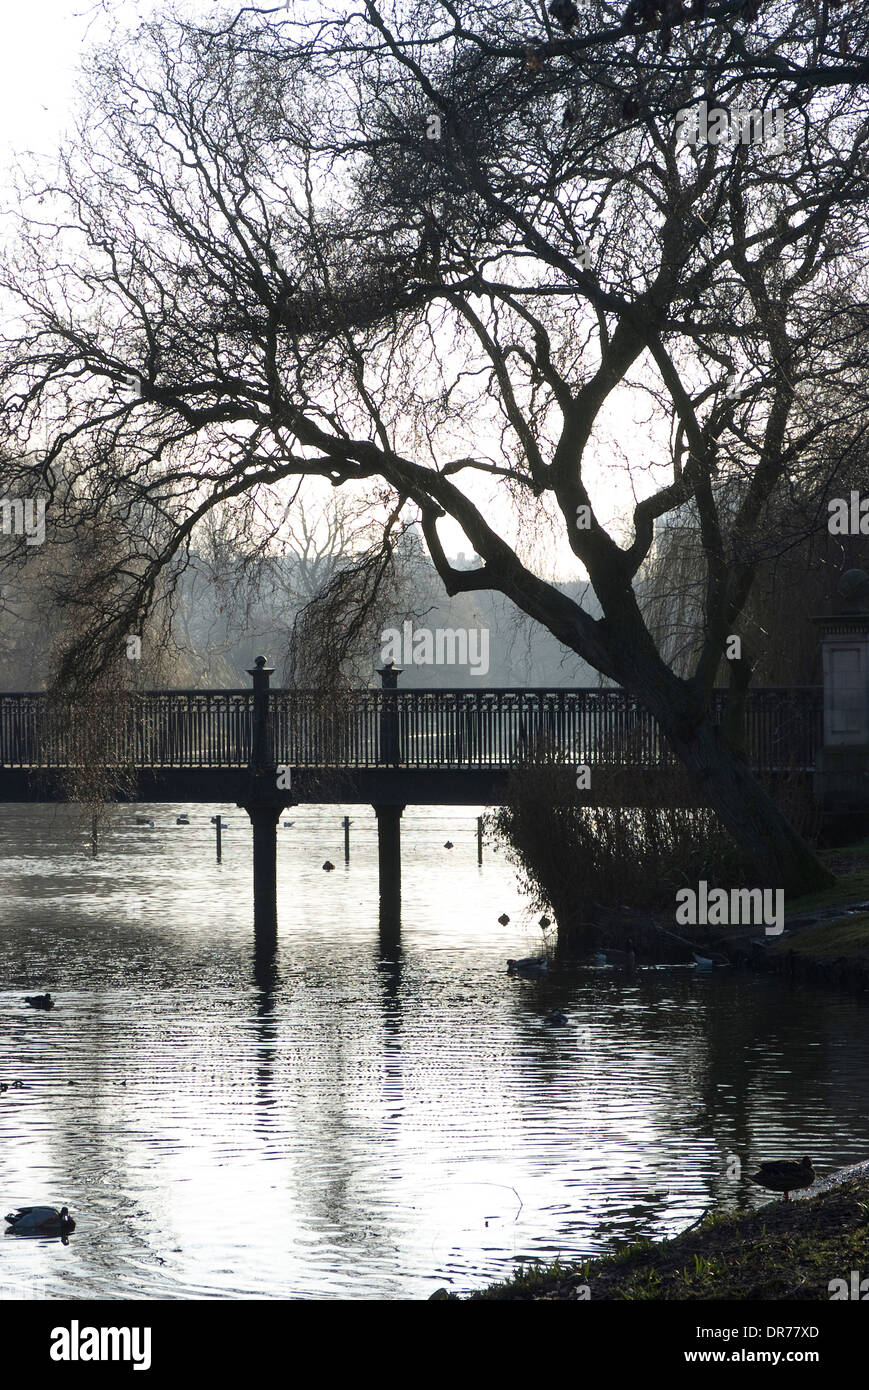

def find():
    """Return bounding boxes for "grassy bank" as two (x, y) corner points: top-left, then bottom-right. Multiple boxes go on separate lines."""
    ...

(462, 1176), (869, 1301)
(763, 836), (869, 974)
(775, 912), (869, 958)
(700, 836), (869, 963)
(785, 836), (869, 921)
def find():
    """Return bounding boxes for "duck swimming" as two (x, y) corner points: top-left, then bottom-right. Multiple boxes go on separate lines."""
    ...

(591, 938), (636, 968)
(693, 949), (729, 968)
(748, 1157), (815, 1201)
(507, 957), (548, 977)
(5, 1206), (76, 1236)
(544, 1010), (569, 1026)
(24, 993), (54, 1010)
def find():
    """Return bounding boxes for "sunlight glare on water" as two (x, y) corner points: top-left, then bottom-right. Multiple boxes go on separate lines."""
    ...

(1, 803), (869, 1300)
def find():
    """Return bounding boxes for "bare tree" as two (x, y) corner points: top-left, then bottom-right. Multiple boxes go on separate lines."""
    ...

(3, 2), (869, 889)
(641, 433), (869, 685)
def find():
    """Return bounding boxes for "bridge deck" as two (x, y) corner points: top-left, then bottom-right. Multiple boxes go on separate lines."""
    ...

(0, 686), (823, 804)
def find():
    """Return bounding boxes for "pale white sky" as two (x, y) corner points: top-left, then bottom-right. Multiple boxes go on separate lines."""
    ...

(0, 1), (655, 579)
(0, 2), (91, 164)
(0, 1), (262, 163)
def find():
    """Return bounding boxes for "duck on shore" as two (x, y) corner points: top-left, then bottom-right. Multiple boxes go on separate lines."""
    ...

(748, 1156), (815, 1201)
(5, 1206), (76, 1237)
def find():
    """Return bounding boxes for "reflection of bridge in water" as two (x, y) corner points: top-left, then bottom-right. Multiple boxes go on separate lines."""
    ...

(0, 661), (824, 931)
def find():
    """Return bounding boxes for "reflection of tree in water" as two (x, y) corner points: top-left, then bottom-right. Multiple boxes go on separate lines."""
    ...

(237, 932), (410, 1270)
(276, 942), (408, 1277)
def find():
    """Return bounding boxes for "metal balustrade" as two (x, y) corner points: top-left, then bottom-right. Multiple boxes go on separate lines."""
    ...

(0, 687), (824, 774)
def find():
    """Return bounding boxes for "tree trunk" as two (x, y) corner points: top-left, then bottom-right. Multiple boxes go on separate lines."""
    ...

(665, 716), (834, 895)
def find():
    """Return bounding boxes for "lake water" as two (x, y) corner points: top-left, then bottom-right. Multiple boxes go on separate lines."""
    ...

(1, 802), (868, 1301)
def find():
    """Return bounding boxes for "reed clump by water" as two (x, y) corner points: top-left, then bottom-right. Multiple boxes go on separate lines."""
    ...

(489, 759), (755, 950)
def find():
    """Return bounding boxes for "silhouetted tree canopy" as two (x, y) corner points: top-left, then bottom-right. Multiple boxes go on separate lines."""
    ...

(2, 0), (868, 888)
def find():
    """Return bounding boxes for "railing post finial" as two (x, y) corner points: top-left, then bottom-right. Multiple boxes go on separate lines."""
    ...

(377, 662), (402, 765)
(377, 661), (402, 690)
(248, 654), (274, 688)
(247, 655), (275, 775)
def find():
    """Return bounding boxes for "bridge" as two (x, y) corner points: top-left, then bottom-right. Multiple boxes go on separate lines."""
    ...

(0, 660), (824, 930)
(0, 666), (823, 799)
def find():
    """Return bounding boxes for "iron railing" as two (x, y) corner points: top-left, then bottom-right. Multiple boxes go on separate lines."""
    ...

(0, 686), (824, 774)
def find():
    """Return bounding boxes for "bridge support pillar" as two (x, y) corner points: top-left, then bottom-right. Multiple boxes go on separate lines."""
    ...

(244, 803), (281, 938)
(374, 803), (404, 930)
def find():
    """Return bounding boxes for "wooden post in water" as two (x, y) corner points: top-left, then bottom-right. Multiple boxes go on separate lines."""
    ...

(241, 656), (281, 936)
(342, 815), (351, 864)
(247, 804), (281, 935)
(91, 813), (98, 857)
(211, 814), (223, 863)
(477, 815), (483, 865)
(375, 664), (403, 932)
(374, 803), (404, 930)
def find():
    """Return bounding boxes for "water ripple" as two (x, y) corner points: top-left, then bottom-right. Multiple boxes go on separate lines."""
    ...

(2, 803), (869, 1298)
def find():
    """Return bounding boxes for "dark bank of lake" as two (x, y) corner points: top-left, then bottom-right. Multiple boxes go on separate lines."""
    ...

(1, 803), (868, 1301)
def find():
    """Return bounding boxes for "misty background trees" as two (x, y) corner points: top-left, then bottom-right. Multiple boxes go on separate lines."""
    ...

(0, 500), (599, 690)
